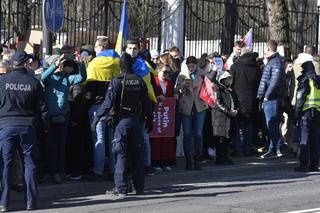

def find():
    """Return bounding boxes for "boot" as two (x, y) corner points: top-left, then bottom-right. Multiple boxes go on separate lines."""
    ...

(215, 138), (224, 165)
(194, 154), (202, 170)
(185, 153), (193, 170)
(223, 139), (234, 165)
(295, 145), (309, 172)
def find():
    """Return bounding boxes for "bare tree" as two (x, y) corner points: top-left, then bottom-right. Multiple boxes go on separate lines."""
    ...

(127, 0), (180, 39)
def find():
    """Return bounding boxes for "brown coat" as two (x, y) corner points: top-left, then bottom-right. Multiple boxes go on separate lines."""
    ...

(175, 68), (208, 115)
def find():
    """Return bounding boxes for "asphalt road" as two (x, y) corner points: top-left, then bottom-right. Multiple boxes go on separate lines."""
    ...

(10, 157), (320, 213)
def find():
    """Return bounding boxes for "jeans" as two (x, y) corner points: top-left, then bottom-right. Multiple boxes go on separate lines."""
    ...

(232, 122), (254, 155)
(182, 110), (206, 156)
(89, 104), (106, 176)
(141, 122), (151, 167)
(263, 99), (282, 151)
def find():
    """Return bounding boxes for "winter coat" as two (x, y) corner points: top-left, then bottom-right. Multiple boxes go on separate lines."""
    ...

(292, 53), (320, 106)
(295, 61), (320, 118)
(175, 68), (208, 115)
(211, 71), (237, 138)
(257, 52), (286, 100)
(41, 62), (86, 116)
(154, 77), (174, 97)
(230, 52), (260, 121)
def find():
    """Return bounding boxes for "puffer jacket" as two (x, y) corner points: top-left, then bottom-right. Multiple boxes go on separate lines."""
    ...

(257, 52), (286, 100)
(41, 62), (86, 116)
(211, 71), (238, 138)
(295, 61), (320, 118)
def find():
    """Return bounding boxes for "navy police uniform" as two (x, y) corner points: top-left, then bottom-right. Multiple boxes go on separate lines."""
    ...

(0, 51), (43, 210)
(93, 68), (153, 194)
(295, 61), (320, 172)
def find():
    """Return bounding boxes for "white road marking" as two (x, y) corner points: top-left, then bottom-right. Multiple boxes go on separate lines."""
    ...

(285, 208), (320, 213)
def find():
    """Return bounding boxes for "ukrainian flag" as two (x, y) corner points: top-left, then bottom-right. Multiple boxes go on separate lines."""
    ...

(115, 0), (128, 55)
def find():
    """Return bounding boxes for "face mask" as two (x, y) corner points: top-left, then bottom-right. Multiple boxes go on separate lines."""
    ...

(263, 58), (268, 65)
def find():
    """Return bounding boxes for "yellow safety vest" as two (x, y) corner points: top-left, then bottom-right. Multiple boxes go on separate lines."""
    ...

(302, 79), (320, 112)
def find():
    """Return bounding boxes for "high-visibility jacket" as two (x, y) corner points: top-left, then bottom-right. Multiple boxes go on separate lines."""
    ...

(302, 79), (320, 111)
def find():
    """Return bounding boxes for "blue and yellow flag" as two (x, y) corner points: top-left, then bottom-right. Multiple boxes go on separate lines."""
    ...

(115, 0), (129, 55)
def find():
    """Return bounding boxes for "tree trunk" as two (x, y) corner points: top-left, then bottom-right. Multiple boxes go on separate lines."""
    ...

(266, 0), (291, 57)
(287, 0), (307, 58)
(221, 0), (237, 55)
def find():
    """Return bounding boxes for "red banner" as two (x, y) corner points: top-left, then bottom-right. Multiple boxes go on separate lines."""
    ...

(199, 75), (215, 108)
(149, 97), (176, 138)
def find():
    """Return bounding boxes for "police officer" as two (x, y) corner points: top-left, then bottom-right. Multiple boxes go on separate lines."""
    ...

(0, 50), (43, 211)
(91, 52), (153, 196)
(294, 60), (320, 172)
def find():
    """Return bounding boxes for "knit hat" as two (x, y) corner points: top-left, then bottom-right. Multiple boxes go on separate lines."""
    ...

(150, 50), (160, 58)
(46, 55), (60, 66)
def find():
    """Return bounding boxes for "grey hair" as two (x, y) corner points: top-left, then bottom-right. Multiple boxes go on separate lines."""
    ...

(241, 47), (253, 56)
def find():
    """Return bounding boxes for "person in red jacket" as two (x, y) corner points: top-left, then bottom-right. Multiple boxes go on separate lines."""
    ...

(150, 63), (176, 172)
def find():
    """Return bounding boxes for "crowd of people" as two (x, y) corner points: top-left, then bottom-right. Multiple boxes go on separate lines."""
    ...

(0, 37), (319, 211)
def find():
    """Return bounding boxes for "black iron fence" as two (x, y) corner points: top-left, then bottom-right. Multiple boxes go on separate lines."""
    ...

(0, 0), (161, 49)
(184, 0), (320, 58)
(0, 0), (319, 58)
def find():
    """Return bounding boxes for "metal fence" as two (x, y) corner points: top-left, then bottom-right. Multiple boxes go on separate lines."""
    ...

(0, 0), (161, 49)
(0, 0), (319, 57)
(184, 0), (320, 58)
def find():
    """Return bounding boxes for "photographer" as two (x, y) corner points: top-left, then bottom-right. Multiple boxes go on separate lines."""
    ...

(41, 46), (86, 184)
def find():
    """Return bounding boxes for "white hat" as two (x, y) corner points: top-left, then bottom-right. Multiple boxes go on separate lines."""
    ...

(150, 50), (160, 58)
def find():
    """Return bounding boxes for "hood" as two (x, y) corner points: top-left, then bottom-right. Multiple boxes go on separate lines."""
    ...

(301, 61), (316, 80)
(236, 52), (258, 66)
(218, 70), (233, 87)
(295, 53), (313, 64)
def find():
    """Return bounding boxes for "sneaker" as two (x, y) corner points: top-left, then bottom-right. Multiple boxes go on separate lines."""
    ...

(257, 146), (267, 153)
(208, 148), (216, 157)
(69, 175), (82, 180)
(0, 205), (8, 212)
(163, 166), (173, 172)
(260, 150), (277, 159)
(153, 167), (163, 172)
(106, 188), (127, 197)
(276, 149), (284, 157)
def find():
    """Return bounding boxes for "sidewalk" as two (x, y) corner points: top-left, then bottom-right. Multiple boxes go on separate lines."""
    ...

(10, 155), (299, 211)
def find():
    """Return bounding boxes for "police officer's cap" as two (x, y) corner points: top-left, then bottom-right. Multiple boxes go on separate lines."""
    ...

(11, 50), (31, 66)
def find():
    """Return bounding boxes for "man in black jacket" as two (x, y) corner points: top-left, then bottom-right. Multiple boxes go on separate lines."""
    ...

(230, 48), (260, 156)
(0, 50), (44, 211)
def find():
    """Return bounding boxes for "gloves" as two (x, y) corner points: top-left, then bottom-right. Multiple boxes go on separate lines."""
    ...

(91, 117), (99, 133)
